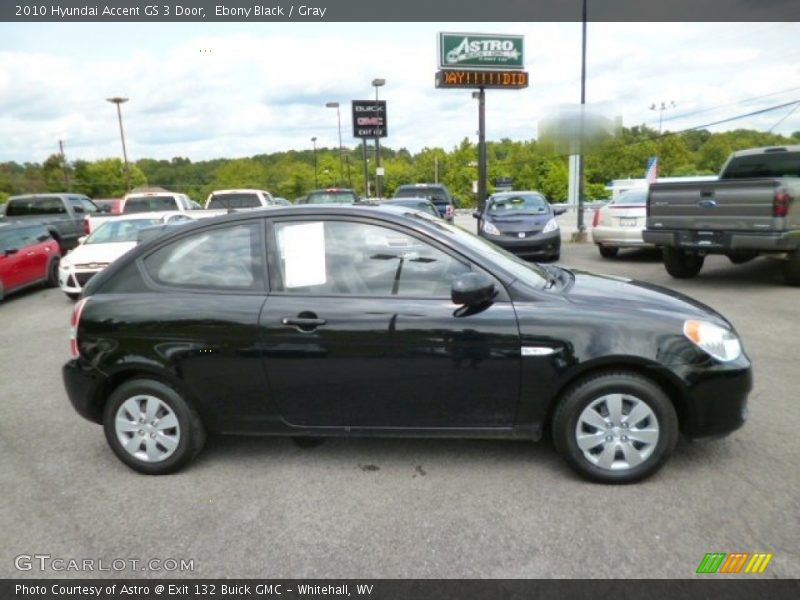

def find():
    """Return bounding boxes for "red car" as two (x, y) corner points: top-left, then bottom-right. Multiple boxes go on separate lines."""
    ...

(92, 198), (122, 215)
(0, 222), (60, 301)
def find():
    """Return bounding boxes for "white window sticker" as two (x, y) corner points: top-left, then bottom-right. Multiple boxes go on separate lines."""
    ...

(279, 222), (327, 288)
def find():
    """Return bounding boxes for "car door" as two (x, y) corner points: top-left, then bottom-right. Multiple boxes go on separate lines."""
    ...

(259, 216), (521, 430)
(0, 229), (27, 291)
(18, 226), (50, 282)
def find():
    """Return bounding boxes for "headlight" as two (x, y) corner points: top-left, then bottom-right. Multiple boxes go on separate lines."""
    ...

(60, 258), (71, 269)
(683, 320), (742, 362)
(482, 220), (500, 235)
(542, 218), (559, 233)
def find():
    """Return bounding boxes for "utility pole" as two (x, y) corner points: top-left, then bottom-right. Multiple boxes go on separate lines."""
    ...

(473, 89), (487, 210)
(106, 96), (131, 193)
(325, 102), (345, 185)
(372, 78), (386, 198)
(311, 136), (318, 187)
(362, 139), (370, 198)
(572, 0), (589, 242)
(58, 139), (71, 190)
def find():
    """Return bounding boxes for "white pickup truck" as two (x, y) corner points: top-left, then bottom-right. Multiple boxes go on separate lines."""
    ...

(87, 191), (225, 233)
(204, 189), (276, 210)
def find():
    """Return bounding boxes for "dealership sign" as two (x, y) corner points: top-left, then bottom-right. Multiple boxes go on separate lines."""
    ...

(439, 32), (524, 70)
(352, 100), (387, 138)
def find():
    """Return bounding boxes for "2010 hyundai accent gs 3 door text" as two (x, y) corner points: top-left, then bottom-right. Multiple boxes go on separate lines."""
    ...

(62, 205), (752, 483)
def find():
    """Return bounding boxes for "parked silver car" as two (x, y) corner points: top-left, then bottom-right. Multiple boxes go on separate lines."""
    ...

(591, 188), (652, 258)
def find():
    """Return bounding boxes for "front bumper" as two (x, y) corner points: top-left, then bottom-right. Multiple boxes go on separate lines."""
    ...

(481, 229), (561, 258)
(59, 265), (100, 295)
(643, 229), (800, 253)
(63, 359), (107, 424)
(669, 356), (752, 440)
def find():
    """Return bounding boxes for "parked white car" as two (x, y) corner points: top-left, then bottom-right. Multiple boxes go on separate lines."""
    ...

(205, 189), (276, 210)
(59, 212), (192, 299)
(591, 188), (653, 258)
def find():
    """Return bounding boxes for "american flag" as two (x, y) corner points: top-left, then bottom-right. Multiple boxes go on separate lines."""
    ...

(645, 156), (658, 184)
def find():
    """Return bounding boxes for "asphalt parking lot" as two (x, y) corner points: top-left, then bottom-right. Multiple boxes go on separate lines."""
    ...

(1, 233), (798, 579)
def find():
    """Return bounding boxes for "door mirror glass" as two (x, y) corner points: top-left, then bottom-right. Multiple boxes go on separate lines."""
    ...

(5, 247), (19, 256)
(451, 272), (496, 306)
(472, 210), (481, 219)
(552, 205), (567, 216)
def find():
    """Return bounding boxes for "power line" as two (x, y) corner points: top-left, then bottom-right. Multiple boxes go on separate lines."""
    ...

(768, 103), (800, 133)
(660, 86), (800, 126)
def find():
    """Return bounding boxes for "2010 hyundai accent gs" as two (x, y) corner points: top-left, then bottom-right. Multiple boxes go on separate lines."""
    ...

(62, 205), (751, 483)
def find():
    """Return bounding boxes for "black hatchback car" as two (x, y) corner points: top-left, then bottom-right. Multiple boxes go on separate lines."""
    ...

(473, 191), (565, 261)
(63, 205), (751, 483)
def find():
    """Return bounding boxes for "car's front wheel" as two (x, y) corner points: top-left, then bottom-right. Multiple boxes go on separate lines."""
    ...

(552, 371), (678, 484)
(103, 378), (206, 475)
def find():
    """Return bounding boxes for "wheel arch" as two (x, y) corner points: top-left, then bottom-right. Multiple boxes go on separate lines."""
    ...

(543, 358), (690, 436)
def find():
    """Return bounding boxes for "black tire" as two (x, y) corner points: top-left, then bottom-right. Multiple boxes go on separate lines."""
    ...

(103, 378), (206, 475)
(552, 371), (679, 484)
(783, 249), (800, 286)
(598, 245), (619, 258)
(66, 292), (80, 301)
(46, 257), (59, 287)
(663, 247), (704, 278)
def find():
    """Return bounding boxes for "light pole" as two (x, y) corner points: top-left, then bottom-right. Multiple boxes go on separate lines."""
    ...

(106, 96), (131, 193)
(650, 101), (676, 134)
(472, 90), (487, 213)
(372, 78), (385, 198)
(310, 136), (318, 187)
(325, 101), (344, 185)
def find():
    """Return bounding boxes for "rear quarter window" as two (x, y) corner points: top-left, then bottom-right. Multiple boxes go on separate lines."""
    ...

(6, 197), (67, 216)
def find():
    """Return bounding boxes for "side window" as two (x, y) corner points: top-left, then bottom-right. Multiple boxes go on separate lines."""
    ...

(272, 220), (470, 297)
(17, 227), (39, 249)
(80, 198), (98, 214)
(68, 197), (84, 214)
(143, 223), (264, 290)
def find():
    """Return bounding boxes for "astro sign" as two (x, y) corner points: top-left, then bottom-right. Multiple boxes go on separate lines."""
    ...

(351, 100), (387, 138)
(439, 32), (524, 70)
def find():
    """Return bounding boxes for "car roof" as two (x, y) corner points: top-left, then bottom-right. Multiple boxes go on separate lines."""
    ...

(730, 145), (800, 157)
(208, 189), (269, 195)
(489, 190), (546, 198)
(95, 210), (188, 221)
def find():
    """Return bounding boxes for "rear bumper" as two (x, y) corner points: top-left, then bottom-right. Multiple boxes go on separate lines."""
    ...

(592, 225), (653, 247)
(643, 229), (800, 252)
(63, 359), (107, 424)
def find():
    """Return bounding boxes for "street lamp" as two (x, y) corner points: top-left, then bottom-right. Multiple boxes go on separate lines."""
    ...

(310, 136), (318, 187)
(372, 78), (386, 198)
(650, 100), (676, 134)
(325, 101), (344, 185)
(106, 96), (131, 193)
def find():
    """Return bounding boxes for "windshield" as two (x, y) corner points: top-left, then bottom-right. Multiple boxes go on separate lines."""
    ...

(306, 191), (357, 204)
(86, 218), (161, 244)
(399, 213), (548, 286)
(208, 193), (262, 209)
(123, 196), (178, 213)
(613, 189), (647, 205)
(395, 187), (449, 204)
(488, 194), (548, 214)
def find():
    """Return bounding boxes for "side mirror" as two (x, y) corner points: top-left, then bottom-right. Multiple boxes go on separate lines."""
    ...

(553, 206), (567, 216)
(472, 210), (481, 219)
(5, 247), (19, 256)
(77, 236), (87, 245)
(451, 272), (496, 306)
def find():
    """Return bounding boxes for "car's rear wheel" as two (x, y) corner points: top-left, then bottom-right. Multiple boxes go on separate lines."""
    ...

(103, 378), (206, 475)
(663, 247), (704, 278)
(782, 249), (800, 286)
(598, 245), (619, 258)
(552, 371), (678, 484)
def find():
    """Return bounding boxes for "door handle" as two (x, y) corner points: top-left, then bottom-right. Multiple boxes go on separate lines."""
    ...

(281, 314), (327, 332)
(282, 317), (326, 326)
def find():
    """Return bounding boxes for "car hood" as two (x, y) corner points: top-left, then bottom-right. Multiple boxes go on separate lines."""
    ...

(563, 269), (732, 328)
(486, 213), (552, 233)
(64, 241), (137, 265)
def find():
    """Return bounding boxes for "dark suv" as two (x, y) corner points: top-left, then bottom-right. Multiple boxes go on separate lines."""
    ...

(393, 184), (456, 222)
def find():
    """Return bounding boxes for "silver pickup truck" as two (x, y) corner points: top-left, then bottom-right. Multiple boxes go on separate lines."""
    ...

(643, 145), (800, 285)
(2, 193), (98, 253)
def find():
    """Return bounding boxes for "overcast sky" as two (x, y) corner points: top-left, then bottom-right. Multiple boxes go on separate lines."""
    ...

(1, 21), (798, 164)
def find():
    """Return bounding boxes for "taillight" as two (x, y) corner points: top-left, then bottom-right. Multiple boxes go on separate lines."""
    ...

(83, 217), (91, 235)
(592, 209), (601, 227)
(774, 189), (792, 218)
(69, 298), (88, 358)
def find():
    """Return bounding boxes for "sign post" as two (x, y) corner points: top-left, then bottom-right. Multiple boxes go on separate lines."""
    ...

(352, 100), (387, 198)
(435, 32), (527, 210)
